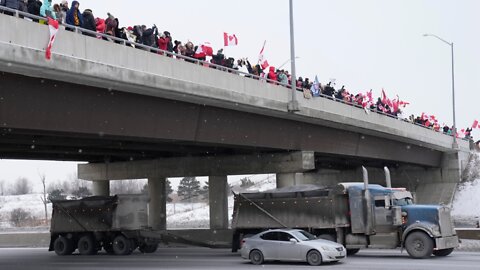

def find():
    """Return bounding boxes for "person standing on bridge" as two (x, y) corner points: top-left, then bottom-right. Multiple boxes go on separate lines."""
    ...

(66, 1), (83, 29)
(40, 0), (56, 20)
(0, 0), (26, 15)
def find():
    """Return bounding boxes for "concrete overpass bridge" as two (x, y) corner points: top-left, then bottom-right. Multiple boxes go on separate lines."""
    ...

(0, 13), (472, 232)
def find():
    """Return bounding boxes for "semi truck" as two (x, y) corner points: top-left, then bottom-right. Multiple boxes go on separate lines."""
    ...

(231, 167), (458, 259)
(49, 194), (161, 256)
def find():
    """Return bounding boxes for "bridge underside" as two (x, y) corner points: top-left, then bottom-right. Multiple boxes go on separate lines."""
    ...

(0, 72), (442, 168)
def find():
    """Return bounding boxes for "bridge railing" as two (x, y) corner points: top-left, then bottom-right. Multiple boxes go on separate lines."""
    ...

(0, 7), (468, 141)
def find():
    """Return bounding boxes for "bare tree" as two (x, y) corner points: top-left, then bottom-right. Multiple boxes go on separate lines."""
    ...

(39, 173), (48, 223)
(12, 177), (31, 195)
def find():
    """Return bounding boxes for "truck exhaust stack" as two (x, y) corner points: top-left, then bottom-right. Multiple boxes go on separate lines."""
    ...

(384, 166), (392, 188)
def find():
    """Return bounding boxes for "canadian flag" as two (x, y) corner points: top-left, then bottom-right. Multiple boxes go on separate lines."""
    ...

(223, 32), (238, 46)
(194, 42), (213, 58)
(258, 40), (269, 70)
(472, 120), (479, 129)
(46, 17), (59, 60)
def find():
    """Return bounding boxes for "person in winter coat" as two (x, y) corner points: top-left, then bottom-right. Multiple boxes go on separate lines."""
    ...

(142, 25), (157, 50)
(163, 31), (173, 55)
(66, 1), (83, 28)
(95, 17), (105, 38)
(157, 33), (169, 55)
(40, 0), (56, 19)
(81, 9), (96, 36)
(59, 0), (68, 23)
(105, 12), (117, 37)
(27, 0), (41, 15)
(267, 66), (277, 84)
(1, 0), (24, 12)
(53, 4), (63, 22)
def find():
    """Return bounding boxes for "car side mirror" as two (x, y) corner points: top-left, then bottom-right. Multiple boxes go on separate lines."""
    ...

(289, 238), (298, 243)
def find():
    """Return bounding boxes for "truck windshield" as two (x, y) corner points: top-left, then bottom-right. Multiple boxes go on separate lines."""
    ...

(291, 230), (317, 241)
(393, 197), (414, 206)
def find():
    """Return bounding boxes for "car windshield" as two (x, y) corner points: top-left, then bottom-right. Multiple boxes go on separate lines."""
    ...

(290, 230), (317, 241)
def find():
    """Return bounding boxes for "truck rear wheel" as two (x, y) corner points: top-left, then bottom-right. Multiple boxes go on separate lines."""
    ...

(405, 231), (433, 259)
(78, 235), (98, 255)
(53, 236), (74, 256)
(433, 248), (454, 257)
(112, 235), (133, 255)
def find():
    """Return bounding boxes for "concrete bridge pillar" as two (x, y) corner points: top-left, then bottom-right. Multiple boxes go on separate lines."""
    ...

(148, 177), (167, 230)
(209, 176), (228, 229)
(92, 181), (110, 196)
(276, 173), (305, 188)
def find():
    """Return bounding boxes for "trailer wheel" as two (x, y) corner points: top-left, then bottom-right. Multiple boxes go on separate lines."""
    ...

(77, 235), (97, 255)
(139, 244), (158, 253)
(405, 231), (433, 259)
(433, 248), (454, 257)
(112, 235), (133, 255)
(53, 236), (74, 256)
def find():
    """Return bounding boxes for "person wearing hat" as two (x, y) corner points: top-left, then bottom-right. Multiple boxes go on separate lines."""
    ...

(66, 1), (83, 28)
(82, 8), (96, 36)
(40, 0), (56, 20)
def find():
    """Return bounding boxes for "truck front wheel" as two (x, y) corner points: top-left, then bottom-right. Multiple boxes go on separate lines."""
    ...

(112, 235), (133, 255)
(433, 248), (454, 257)
(405, 231), (433, 259)
(53, 236), (74, 256)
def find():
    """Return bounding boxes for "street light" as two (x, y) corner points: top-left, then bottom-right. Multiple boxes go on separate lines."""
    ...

(423, 33), (458, 149)
(278, 56), (300, 70)
(288, 0), (300, 112)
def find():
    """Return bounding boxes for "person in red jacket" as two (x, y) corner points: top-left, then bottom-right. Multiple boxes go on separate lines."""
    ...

(267, 66), (277, 84)
(95, 17), (105, 39)
(157, 32), (168, 55)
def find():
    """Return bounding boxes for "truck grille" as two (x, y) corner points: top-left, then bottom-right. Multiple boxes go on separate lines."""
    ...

(439, 207), (455, 237)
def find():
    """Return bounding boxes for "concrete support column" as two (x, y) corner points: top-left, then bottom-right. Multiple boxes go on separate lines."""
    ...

(276, 173), (305, 188)
(92, 180), (110, 196)
(148, 177), (167, 230)
(209, 176), (228, 230)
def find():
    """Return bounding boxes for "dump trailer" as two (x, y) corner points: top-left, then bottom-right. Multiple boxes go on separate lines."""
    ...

(232, 167), (458, 259)
(49, 194), (160, 256)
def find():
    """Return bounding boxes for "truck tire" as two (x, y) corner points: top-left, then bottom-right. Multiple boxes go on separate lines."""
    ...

(53, 236), (74, 256)
(433, 248), (454, 257)
(306, 250), (323, 266)
(112, 235), (134, 255)
(139, 244), (158, 253)
(405, 231), (433, 259)
(77, 235), (97, 255)
(347, 248), (360, 255)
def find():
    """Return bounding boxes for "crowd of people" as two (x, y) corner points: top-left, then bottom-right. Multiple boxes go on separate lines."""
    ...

(0, 0), (475, 141)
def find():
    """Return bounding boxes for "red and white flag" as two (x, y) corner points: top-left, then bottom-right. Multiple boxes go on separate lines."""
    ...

(223, 32), (238, 46)
(194, 42), (213, 58)
(258, 40), (269, 70)
(472, 120), (479, 129)
(46, 17), (59, 60)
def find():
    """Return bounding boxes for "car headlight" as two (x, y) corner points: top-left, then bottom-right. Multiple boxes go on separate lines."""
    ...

(321, 246), (336, 251)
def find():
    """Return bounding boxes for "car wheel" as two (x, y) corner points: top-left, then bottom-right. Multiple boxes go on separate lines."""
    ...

(77, 235), (98, 255)
(249, 249), (264, 265)
(53, 236), (74, 256)
(433, 248), (454, 257)
(307, 250), (323, 266)
(405, 231), (433, 259)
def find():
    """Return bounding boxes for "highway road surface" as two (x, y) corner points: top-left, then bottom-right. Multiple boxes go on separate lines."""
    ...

(0, 247), (479, 270)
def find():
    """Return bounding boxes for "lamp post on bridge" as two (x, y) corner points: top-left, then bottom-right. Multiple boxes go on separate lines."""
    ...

(288, 0), (300, 112)
(278, 56), (300, 70)
(423, 33), (458, 149)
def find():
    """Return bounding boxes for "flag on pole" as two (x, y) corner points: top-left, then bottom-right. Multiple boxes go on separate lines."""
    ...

(223, 32), (238, 46)
(472, 120), (479, 129)
(46, 17), (59, 60)
(258, 40), (269, 69)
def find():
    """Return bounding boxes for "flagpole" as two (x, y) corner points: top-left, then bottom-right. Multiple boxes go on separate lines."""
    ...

(288, 0), (300, 112)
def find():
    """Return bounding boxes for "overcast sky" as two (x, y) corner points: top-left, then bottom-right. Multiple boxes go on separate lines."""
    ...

(1, 0), (479, 190)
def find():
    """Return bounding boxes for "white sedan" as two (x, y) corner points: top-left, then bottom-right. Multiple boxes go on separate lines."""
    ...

(240, 229), (346, 265)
